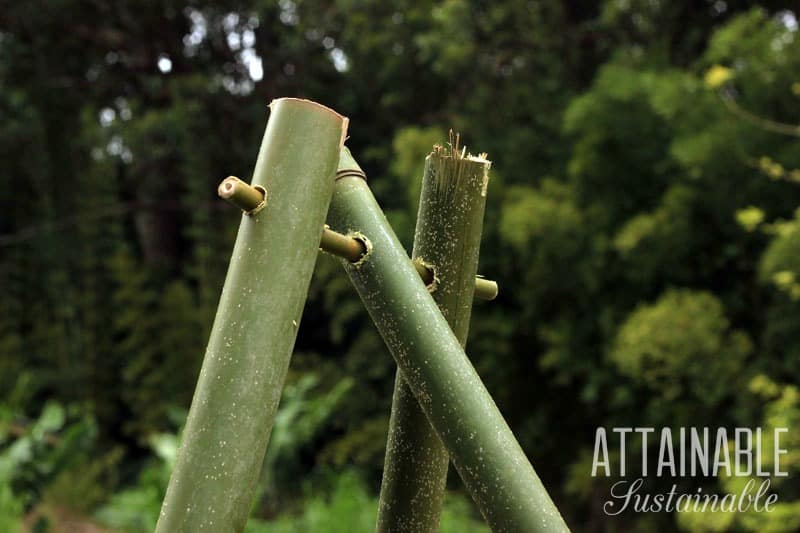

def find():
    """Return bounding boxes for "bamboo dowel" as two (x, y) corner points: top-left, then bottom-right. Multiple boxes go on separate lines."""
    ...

(218, 176), (266, 214)
(377, 135), (491, 532)
(474, 276), (499, 300)
(320, 224), (365, 262)
(157, 98), (348, 532)
(218, 176), (499, 301)
(328, 147), (568, 533)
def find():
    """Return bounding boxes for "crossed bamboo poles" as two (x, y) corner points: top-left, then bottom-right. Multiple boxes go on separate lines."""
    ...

(156, 98), (568, 532)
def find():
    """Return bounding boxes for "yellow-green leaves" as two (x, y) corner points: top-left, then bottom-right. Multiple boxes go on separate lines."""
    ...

(758, 211), (800, 299)
(704, 64), (734, 89)
(736, 206), (765, 232)
(610, 289), (751, 405)
(757, 156), (800, 183)
(499, 180), (582, 250)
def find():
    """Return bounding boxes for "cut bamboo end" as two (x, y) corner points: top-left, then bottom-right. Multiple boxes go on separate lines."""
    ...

(474, 277), (499, 301)
(218, 176), (267, 215)
(269, 98), (350, 149)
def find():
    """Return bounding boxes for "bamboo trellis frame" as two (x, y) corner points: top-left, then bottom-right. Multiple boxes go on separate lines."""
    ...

(157, 98), (568, 533)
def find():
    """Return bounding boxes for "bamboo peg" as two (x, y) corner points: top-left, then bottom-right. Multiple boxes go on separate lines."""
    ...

(218, 176), (499, 301)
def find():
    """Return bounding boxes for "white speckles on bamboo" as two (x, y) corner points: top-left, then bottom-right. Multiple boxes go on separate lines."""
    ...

(377, 134), (493, 531)
(157, 99), (348, 532)
(328, 149), (567, 533)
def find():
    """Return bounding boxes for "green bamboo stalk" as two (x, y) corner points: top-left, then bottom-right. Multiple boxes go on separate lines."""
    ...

(377, 136), (491, 532)
(329, 148), (569, 533)
(156, 98), (347, 533)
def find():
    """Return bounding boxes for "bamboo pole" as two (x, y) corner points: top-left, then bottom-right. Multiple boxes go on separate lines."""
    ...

(328, 148), (569, 533)
(156, 98), (348, 533)
(377, 135), (491, 531)
(217, 176), (498, 300)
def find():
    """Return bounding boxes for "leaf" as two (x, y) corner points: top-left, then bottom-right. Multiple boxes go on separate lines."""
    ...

(704, 65), (734, 89)
(735, 206), (765, 232)
(32, 403), (65, 438)
(148, 434), (179, 467)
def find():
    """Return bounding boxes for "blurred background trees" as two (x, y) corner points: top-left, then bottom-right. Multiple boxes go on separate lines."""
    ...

(0, 1), (798, 531)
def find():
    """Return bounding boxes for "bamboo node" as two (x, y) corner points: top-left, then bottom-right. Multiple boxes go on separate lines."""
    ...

(336, 168), (367, 181)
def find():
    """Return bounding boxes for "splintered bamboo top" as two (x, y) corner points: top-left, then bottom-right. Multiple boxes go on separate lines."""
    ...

(427, 130), (491, 197)
(432, 130), (490, 162)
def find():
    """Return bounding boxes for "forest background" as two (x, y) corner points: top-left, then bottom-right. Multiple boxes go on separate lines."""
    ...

(1, 1), (799, 531)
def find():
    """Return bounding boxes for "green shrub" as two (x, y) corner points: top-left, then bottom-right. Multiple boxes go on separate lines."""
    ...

(95, 433), (177, 532)
(253, 470), (489, 533)
(610, 289), (752, 407)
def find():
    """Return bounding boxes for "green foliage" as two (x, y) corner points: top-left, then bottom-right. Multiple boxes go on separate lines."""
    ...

(1, 2), (799, 531)
(389, 126), (446, 212)
(42, 447), (123, 514)
(250, 471), (376, 533)
(261, 374), (354, 494)
(95, 433), (178, 532)
(704, 65), (735, 89)
(736, 205), (766, 231)
(252, 470), (488, 533)
(611, 289), (752, 407)
(110, 247), (203, 440)
(500, 180), (583, 251)
(563, 65), (680, 226)
(613, 184), (694, 264)
(0, 402), (100, 530)
(318, 416), (388, 467)
(0, 403), (97, 507)
(0, 487), (23, 533)
(704, 8), (800, 89)
(760, 211), (800, 289)
(678, 375), (800, 532)
(414, 0), (475, 77)
(439, 494), (491, 533)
